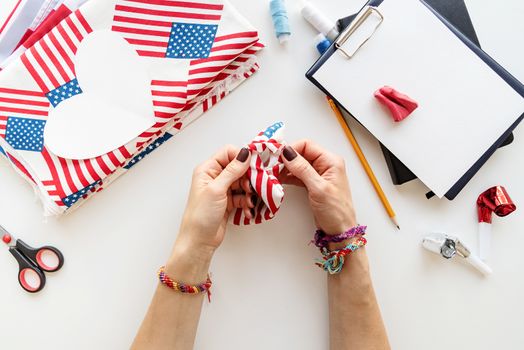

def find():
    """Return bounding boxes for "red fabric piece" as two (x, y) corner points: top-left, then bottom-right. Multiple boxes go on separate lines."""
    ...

(14, 29), (34, 51)
(21, 5), (72, 50)
(374, 86), (418, 122)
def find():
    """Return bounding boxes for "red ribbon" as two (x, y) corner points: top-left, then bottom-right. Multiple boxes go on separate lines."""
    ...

(476, 186), (516, 223)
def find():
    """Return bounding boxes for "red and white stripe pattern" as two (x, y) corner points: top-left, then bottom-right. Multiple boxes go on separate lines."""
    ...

(187, 31), (260, 100)
(179, 40), (262, 114)
(151, 79), (188, 119)
(0, 87), (49, 119)
(0, 116), (7, 138)
(4, 151), (35, 183)
(42, 176), (102, 208)
(0, 87), (50, 138)
(42, 180), (67, 207)
(40, 145), (132, 205)
(112, 0), (224, 58)
(233, 122), (286, 226)
(20, 9), (92, 94)
(129, 79), (187, 149)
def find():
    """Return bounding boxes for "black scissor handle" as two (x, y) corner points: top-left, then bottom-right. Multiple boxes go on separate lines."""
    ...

(16, 239), (64, 273)
(9, 248), (46, 293)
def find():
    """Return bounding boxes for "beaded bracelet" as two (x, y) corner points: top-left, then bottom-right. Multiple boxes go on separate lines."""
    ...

(157, 266), (212, 302)
(311, 225), (367, 248)
(315, 236), (367, 274)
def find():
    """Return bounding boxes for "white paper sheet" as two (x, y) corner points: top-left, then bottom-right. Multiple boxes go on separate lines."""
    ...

(314, 0), (524, 198)
(44, 30), (158, 159)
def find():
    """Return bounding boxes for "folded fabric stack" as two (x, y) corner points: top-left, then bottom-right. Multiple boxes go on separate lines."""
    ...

(0, 0), (263, 216)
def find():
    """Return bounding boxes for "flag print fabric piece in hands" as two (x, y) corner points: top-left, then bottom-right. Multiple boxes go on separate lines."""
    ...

(232, 122), (286, 226)
(0, 0), (264, 216)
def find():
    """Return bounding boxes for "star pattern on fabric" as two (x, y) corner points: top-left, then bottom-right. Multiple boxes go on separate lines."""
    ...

(124, 133), (173, 170)
(62, 180), (101, 208)
(263, 122), (284, 139)
(4, 117), (46, 152)
(46, 78), (83, 107)
(165, 22), (218, 59)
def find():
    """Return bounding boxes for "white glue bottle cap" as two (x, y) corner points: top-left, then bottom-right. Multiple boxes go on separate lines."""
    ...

(300, 1), (339, 41)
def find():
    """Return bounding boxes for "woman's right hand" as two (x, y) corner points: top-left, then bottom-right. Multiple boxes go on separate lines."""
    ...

(280, 140), (357, 236)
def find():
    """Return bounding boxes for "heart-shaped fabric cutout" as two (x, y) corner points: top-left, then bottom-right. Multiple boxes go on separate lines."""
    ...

(44, 30), (156, 160)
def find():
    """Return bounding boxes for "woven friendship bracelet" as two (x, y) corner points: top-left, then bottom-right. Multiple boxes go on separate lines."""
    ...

(157, 266), (212, 302)
(315, 236), (367, 274)
(312, 225), (367, 248)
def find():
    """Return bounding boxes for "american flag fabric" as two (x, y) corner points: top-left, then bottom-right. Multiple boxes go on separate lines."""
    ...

(0, 87), (49, 152)
(20, 9), (92, 106)
(232, 122), (286, 226)
(0, 0), (263, 216)
(111, 0), (223, 59)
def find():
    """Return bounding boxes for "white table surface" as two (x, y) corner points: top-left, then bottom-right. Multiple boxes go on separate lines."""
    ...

(0, 1), (523, 349)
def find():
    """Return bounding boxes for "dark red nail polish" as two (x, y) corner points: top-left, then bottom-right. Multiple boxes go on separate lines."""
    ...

(251, 194), (258, 206)
(236, 148), (249, 162)
(283, 146), (297, 161)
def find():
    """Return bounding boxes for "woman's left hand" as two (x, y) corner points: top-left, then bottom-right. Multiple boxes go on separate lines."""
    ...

(174, 145), (254, 259)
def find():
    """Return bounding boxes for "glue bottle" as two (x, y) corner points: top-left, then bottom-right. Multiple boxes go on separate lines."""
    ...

(300, 1), (339, 41)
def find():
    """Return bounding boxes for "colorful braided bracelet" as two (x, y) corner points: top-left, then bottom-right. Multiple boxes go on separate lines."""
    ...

(158, 266), (212, 302)
(311, 225), (367, 248)
(315, 236), (367, 274)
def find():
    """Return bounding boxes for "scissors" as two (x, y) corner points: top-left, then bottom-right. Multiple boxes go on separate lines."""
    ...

(1, 225), (64, 293)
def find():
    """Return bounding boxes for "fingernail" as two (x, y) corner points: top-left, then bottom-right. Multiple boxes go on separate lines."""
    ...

(250, 208), (256, 218)
(236, 148), (249, 162)
(251, 194), (258, 207)
(283, 146), (297, 161)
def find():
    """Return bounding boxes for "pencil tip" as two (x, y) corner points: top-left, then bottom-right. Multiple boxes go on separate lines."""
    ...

(396, 225), (400, 230)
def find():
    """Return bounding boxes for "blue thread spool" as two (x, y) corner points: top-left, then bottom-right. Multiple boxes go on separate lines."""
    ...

(270, 0), (291, 44)
(314, 33), (331, 55)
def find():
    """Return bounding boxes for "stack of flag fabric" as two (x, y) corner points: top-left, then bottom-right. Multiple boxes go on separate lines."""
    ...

(0, 0), (263, 216)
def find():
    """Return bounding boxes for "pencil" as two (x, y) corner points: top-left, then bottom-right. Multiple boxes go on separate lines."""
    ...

(326, 97), (400, 230)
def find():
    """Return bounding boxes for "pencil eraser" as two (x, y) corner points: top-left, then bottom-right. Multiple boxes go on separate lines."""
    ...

(374, 86), (418, 122)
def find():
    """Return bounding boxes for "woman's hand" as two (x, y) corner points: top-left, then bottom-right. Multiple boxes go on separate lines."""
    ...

(280, 140), (356, 235)
(172, 145), (253, 261)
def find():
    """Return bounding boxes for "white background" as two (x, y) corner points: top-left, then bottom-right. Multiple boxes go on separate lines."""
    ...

(0, 0), (523, 349)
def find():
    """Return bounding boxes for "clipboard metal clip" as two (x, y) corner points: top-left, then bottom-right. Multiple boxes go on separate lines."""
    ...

(335, 6), (384, 59)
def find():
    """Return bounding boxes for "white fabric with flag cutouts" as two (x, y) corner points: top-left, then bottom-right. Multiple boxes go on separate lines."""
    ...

(0, 0), (263, 216)
(232, 122), (286, 226)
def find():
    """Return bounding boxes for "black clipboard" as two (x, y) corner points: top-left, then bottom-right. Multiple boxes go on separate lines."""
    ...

(306, 0), (524, 200)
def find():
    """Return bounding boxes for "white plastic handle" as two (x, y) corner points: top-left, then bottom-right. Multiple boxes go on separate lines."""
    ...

(478, 222), (492, 262)
(466, 254), (492, 276)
